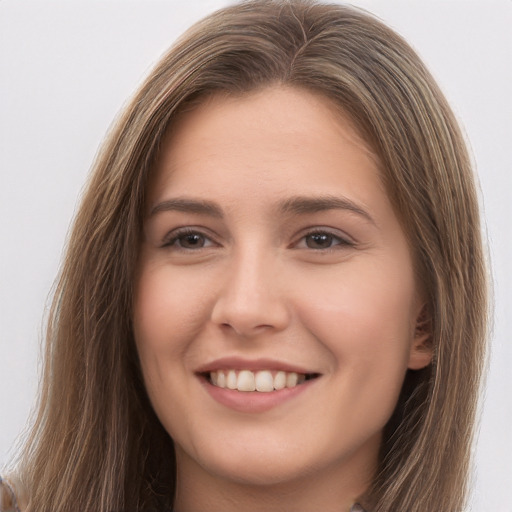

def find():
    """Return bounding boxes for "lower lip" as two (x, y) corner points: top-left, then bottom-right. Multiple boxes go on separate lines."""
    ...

(200, 376), (318, 413)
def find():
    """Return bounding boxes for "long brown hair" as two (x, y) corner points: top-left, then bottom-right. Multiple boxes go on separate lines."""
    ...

(14, 1), (487, 511)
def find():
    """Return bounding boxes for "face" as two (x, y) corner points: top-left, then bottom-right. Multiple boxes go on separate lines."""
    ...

(134, 86), (431, 494)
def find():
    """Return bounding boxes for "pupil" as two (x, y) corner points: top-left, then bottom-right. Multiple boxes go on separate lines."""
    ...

(183, 234), (203, 247)
(308, 234), (331, 248)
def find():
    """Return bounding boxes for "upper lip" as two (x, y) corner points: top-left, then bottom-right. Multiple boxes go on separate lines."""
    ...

(195, 357), (319, 375)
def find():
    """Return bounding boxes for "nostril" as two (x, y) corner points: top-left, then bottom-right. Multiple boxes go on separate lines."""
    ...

(217, 320), (276, 337)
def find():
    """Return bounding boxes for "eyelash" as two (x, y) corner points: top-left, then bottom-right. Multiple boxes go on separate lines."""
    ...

(161, 227), (354, 252)
(294, 229), (354, 251)
(161, 227), (217, 250)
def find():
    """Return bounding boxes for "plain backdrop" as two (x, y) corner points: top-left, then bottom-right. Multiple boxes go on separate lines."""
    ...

(1, 1), (511, 510)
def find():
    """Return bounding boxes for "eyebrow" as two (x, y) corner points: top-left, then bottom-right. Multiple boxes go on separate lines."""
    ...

(149, 198), (224, 218)
(149, 195), (374, 224)
(279, 195), (375, 224)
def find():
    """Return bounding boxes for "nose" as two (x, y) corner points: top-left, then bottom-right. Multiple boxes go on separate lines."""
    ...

(210, 246), (291, 337)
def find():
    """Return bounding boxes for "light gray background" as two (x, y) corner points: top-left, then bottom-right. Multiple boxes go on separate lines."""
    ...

(1, 1), (511, 510)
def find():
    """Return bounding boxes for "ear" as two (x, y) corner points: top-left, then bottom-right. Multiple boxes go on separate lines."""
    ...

(408, 303), (433, 370)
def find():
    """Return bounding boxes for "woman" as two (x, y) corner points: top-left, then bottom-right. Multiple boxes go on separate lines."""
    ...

(0, 1), (487, 511)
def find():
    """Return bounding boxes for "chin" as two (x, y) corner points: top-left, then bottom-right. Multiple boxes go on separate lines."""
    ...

(179, 431), (341, 488)
(203, 453), (316, 487)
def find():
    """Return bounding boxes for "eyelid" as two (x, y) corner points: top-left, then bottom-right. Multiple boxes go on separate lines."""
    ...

(161, 226), (219, 249)
(159, 225), (355, 251)
(292, 227), (355, 250)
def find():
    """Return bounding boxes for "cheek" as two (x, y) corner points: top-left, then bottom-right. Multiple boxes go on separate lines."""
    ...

(293, 265), (417, 445)
(132, 262), (217, 440)
(295, 256), (417, 403)
(132, 263), (212, 390)
(134, 263), (209, 347)
(300, 253), (416, 347)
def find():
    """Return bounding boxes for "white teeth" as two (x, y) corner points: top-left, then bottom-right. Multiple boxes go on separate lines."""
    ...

(286, 372), (298, 388)
(226, 370), (237, 390)
(208, 369), (312, 392)
(255, 370), (274, 392)
(237, 370), (256, 391)
(274, 371), (286, 390)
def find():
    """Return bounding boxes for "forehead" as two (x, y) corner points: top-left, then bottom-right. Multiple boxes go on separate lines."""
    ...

(148, 86), (383, 208)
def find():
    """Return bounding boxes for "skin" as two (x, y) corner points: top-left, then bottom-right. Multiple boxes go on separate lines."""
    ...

(133, 86), (432, 512)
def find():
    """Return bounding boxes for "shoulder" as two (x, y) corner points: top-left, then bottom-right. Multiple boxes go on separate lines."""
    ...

(0, 475), (21, 512)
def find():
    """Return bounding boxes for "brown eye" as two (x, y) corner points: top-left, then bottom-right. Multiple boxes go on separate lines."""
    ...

(305, 233), (336, 249)
(163, 229), (215, 250)
(178, 233), (206, 248)
(294, 230), (353, 251)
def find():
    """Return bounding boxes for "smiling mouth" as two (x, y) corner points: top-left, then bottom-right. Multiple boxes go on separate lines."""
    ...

(203, 369), (320, 392)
